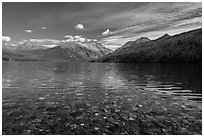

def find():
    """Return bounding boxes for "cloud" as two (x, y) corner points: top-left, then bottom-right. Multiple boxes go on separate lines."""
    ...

(102, 29), (112, 35)
(64, 35), (84, 42)
(28, 3), (201, 47)
(65, 35), (74, 40)
(64, 34), (97, 43)
(75, 24), (84, 29)
(78, 37), (86, 42)
(99, 35), (129, 50)
(29, 39), (62, 44)
(29, 3), (201, 36)
(73, 35), (86, 42)
(25, 29), (32, 33)
(95, 3), (201, 50)
(17, 36), (97, 49)
(74, 35), (81, 39)
(2, 36), (11, 42)
(40, 26), (47, 29)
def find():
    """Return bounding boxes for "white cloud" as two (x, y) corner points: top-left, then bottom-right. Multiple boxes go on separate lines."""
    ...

(75, 24), (84, 29)
(102, 29), (112, 35)
(65, 35), (97, 43)
(64, 39), (73, 42)
(78, 37), (86, 43)
(73, 35), (85, 42)
(65, 35), (75, 42)
(65, 35), (74, 39)
(40, 27), (47, 29)
(2, 36), (11, 42)
(74, 35), (82, 39)
(25, 29), (32, 33)
(29, 39), (62, 44)
(26, 37), (88, 44)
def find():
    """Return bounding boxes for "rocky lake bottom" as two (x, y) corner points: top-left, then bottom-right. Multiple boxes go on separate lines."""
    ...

(2, 62), (202, 135)
(2, 86), (202, 135)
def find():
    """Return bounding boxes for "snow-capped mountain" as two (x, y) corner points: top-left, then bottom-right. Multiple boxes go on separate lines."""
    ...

(2, 38), (113, 61)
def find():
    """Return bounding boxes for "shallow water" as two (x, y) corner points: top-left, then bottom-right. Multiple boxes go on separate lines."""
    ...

(2, 61), (202, 135)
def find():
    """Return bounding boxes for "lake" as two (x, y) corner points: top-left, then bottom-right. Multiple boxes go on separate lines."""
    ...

(2, 61), (202, 135)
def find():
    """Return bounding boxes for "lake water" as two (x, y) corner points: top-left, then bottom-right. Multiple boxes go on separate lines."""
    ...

(2, 61), (202, 135)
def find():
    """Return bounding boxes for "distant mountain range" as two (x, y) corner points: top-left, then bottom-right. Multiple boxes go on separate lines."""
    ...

(2, 40), (112, 61)
(93, 28), (202, 63)
(3, 28), (202, 63)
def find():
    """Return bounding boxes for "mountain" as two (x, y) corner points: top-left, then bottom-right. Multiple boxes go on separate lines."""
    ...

(2, 40), (113, 61)
(123, 37), (150, 48)
(94, 28), (202, 63)
(113, 37), (150, 54)
(156, 34), (171, 40)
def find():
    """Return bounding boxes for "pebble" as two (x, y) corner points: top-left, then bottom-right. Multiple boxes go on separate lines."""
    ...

(65, 123), (70, 127)
(163, 108), (168, 112)
(76, 115), (83, 120)
(115, 109), (120, 113)
(39, 97), (44, 100)
(39, 129), (44, 132)
(70, 124), (77, 129)
(127, 98), (132, 101)
(79, 108), (84, 111)
(180, 127), (188, 133)
(180, 105), (186, 109)
(80, 123), (85, 126)
(76, 93), (83, 96)
(138, 104), (143, 107)
(86, 103), (91, 106)
(132, 107), (138, 111)
(129, 117), (134, 121)
(103, 109), (108, 113)
(106, 125), (110, 128)
(26, 130), (32, 133)
(94, 127), (99, 130)
(20, 123), (24, 126)
(64, 106), (70, 109)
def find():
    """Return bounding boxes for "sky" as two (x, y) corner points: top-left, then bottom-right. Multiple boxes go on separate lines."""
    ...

(2, 2), (202, 50)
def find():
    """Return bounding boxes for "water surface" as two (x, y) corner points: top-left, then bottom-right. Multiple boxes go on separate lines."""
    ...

(2, 61), (202, 135)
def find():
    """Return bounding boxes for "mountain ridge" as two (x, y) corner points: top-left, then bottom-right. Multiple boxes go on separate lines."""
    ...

(2, 40), (113, 61)
(93, 28), (202, 63)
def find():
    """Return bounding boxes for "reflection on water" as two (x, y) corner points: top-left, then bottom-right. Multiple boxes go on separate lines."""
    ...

(115, 63), (202, 99)
(116, 63), (201, 93)
(2, 61), (202, 135)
